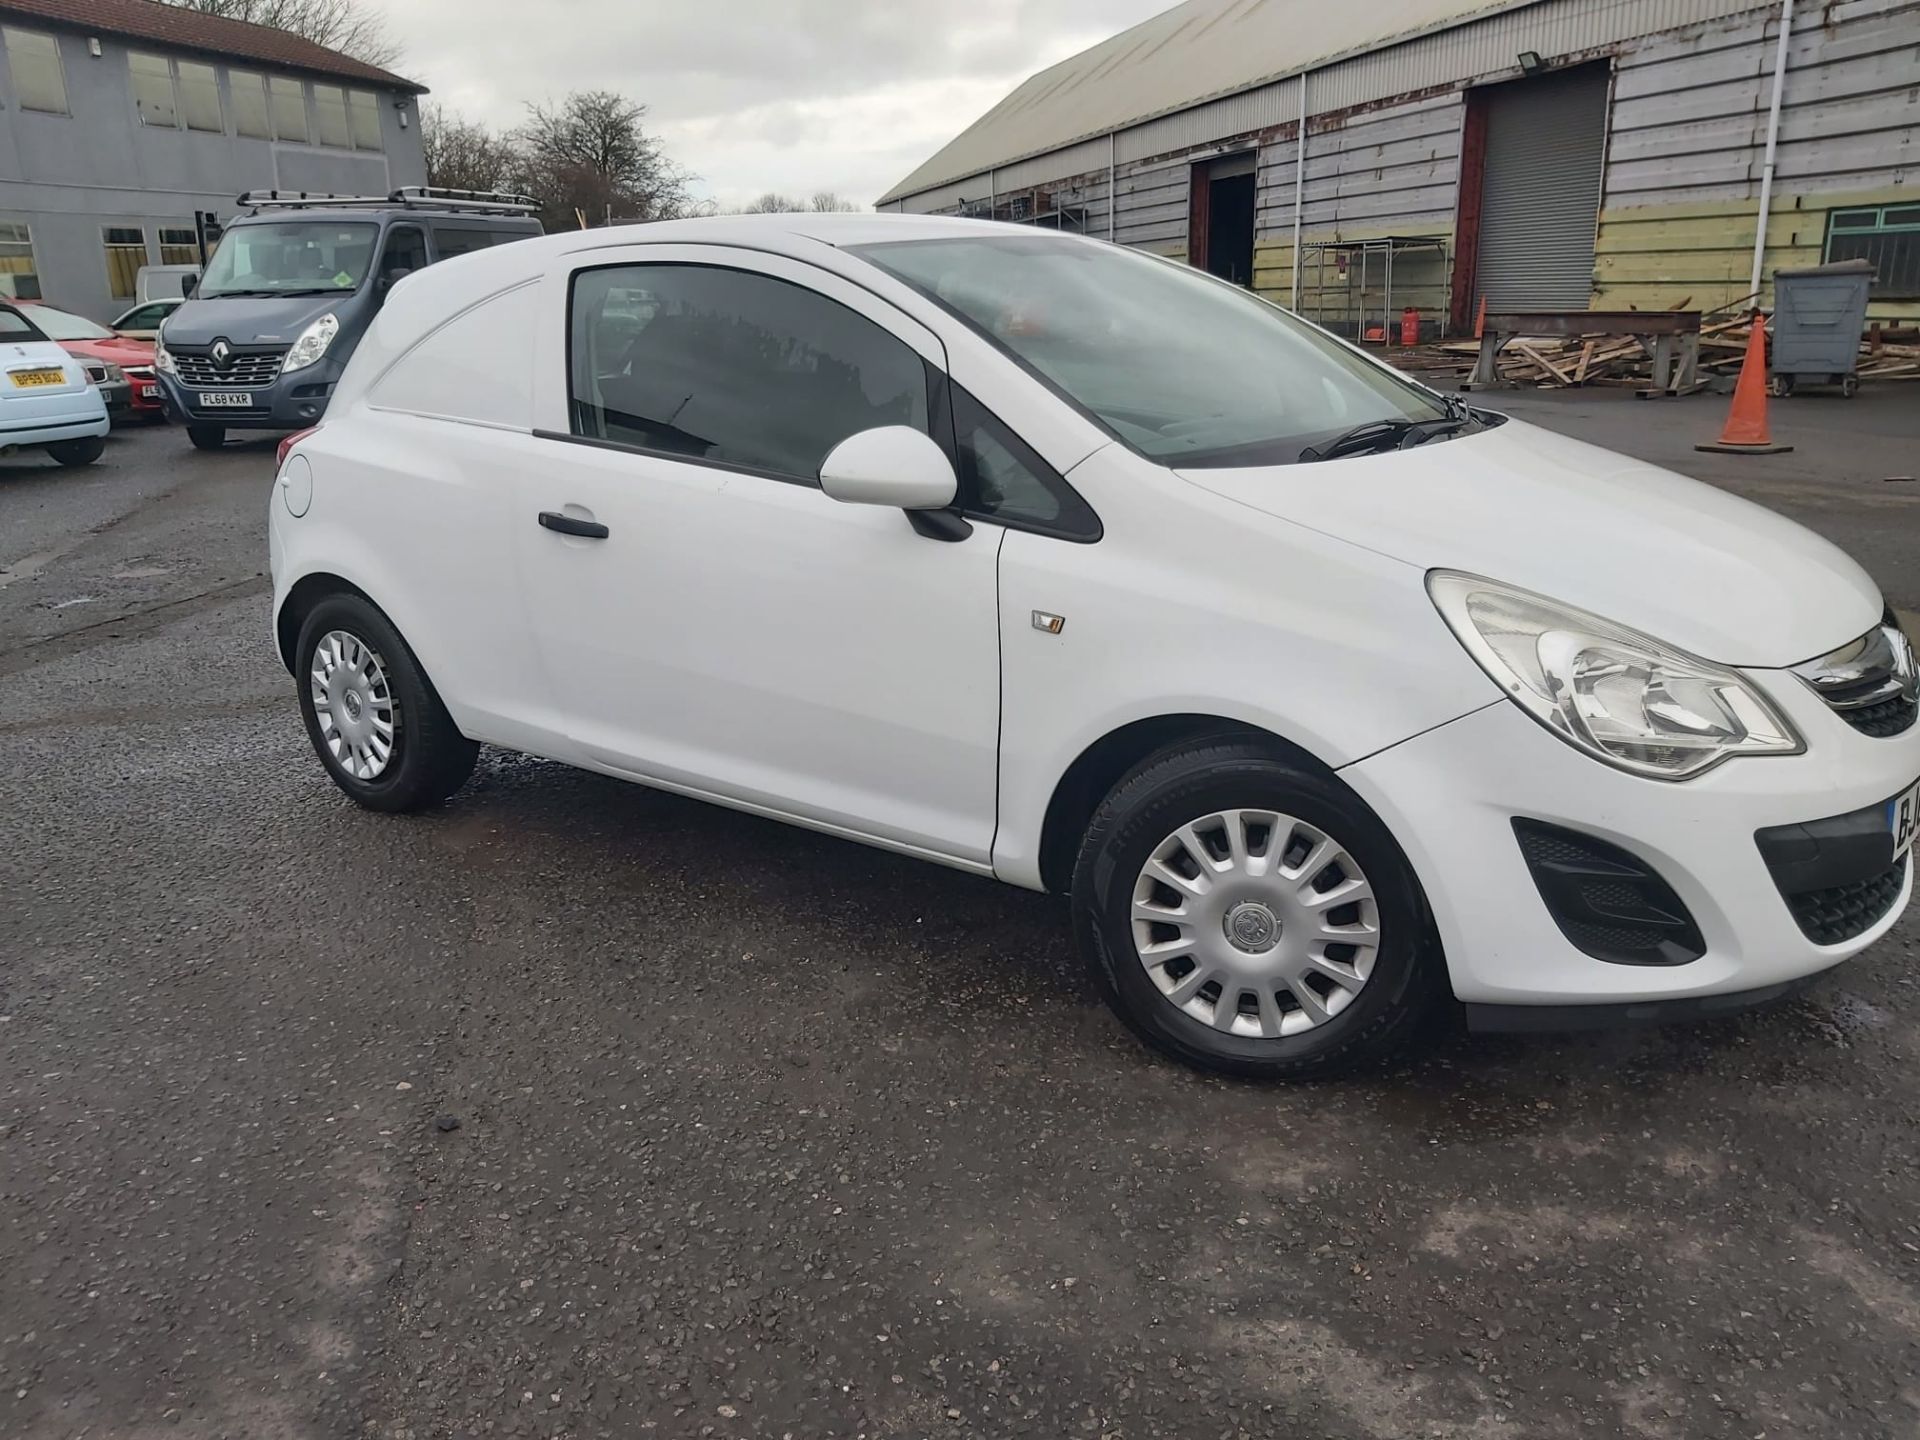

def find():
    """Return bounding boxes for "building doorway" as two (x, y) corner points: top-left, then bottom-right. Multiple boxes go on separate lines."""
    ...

(1452, 62), (1610, 328)
(1190, 151), (1256, 287)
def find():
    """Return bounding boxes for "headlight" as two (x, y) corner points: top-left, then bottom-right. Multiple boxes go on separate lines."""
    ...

(102, 362), (126, 383)
(282, 313), (339, 373)
(1428, 571), (1802, 779)
(153, 337), (175, 375)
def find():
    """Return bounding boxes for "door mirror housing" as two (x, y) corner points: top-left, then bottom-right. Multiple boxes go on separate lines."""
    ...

(818, 426), (957, 511)
(181, 274), (196, 297)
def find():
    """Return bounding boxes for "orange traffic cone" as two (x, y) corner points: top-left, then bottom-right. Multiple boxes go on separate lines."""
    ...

(1696, 312), (1792, 454)
(1473, 294), (1487, 340)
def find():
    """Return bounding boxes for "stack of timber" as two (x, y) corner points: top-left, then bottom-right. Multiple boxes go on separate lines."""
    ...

(1432, 318), (1918, 388)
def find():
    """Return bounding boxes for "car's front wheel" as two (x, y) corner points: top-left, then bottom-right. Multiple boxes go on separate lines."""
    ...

(294, 593), (478, 813)
(46, 436), (105, 467)
(1072, 737), (1441, 1078)
(186, 423), (225, 450)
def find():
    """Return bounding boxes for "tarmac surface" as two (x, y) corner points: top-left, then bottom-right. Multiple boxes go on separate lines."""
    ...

(3, 392), (1918, 1439)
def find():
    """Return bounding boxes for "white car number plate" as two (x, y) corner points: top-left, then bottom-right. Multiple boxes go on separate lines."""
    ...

(198, 391), (252, 408)
(1893, 780), (1919, 867)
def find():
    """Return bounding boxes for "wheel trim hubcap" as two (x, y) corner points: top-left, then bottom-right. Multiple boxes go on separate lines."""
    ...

(310, 629), (398, 781)
(1130, 809), (1381, 1040)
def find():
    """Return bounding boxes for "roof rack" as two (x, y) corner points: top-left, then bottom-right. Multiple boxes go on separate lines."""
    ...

(236, 187), (541, 215)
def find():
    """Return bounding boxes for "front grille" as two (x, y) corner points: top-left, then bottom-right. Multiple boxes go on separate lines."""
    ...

(1514, 820), (1706, 967)
(1785, 860), (1909, 945)
(173, 348), (286, 388)
(1793, 616), (1918, 738)
(1843, 694), (1918, 738)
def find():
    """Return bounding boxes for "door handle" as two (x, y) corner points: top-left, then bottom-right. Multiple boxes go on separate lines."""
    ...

(538, 510), (609, 540)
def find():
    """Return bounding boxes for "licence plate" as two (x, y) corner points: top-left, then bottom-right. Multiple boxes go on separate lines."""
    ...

(10, 368), (64, 387)
(133, 382), (156, 399)
(1893, 781), (1919, 867)
(197, 391), (252, 408)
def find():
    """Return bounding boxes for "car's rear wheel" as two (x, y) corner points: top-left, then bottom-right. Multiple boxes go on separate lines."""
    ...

(187, 423), (225, 450)
(45, 437), (105, 466)
(294, 593), (477, 813)
(1072, 737), (1441, 1078)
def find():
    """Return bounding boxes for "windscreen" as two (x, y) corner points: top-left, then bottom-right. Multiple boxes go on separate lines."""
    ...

(855, 234), (1448, 468)
(198, 221), (379, 298)
(26, 305), (113, 340)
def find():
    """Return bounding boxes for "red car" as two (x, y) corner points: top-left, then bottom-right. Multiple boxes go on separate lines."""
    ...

(20, 300), (161, 420)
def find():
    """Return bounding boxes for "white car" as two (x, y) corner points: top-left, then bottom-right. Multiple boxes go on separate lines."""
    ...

(110, 297), (182, 340)
(0, 302), (110, 466)
(268, 216), (1918, 1076)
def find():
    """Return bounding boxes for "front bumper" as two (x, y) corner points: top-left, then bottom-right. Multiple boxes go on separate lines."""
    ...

(1342, 674), (1918, 1010)
(157, 362), (339, 431)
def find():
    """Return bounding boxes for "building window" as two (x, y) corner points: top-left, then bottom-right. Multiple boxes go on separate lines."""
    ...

(4, 27), (67, 115)
(0, 222), (41, 300)
(347, 89), (383, 150)
(103, 226), (148, 300)
(177, 59), (222, 132)
(159, 225), (200, 265)
(311, 82), (350, 148)
(268, 75), (307, 142)
(230, 68), (270, 138)
(1826, 205), (1920, 298)
(129, 51), (179, 127)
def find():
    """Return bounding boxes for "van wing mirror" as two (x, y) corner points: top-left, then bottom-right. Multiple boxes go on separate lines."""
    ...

(181, 274), (196, 297)
(819, 426), (958, 511)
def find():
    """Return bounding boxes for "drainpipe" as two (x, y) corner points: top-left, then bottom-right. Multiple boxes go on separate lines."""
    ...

(1108, 131), (1117, 241)
(1290, 70), (1309, 310)
(1749, 0), (1793, 299)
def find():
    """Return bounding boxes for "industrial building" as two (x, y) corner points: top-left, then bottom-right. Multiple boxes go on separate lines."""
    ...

(0, 0), (426, 322)
(880, 0), (1918, 338)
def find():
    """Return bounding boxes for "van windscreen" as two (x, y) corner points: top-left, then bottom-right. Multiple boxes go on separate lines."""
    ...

(198, 221), (379, 299)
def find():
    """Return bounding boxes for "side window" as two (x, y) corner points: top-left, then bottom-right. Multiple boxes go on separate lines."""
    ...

(568, 263), (930, 482)
(119, 303), (165, 329)
(952, 387), (1100, 540)
(432, 227), (493, 259)
(379, 225), (427, 281)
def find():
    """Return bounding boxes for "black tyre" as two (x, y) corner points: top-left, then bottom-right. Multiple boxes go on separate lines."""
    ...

(46, 436), (105, 466)
(1072, 738), (1442, 1078)
(187, 423), (225, 450)
(1769, 374), (1794, 398)
(294, 593), (477, 813)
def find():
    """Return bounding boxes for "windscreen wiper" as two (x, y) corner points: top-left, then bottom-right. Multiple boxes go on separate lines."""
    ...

(1298, 413), (1474, 463)
(1298, 419), (1414, 463)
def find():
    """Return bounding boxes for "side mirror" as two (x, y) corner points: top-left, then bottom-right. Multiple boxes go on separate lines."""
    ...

(818, 426), (957, 511)
(181, 275), (196, 297)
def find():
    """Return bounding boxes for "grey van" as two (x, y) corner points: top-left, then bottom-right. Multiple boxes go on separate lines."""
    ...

(155, 187), (540, 450)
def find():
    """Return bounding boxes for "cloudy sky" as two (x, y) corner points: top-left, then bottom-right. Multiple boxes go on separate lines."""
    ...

(382, 0), (1173, 208)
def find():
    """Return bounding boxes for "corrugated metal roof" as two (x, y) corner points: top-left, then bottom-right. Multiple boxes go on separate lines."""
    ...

(879, 0), (1543, 204)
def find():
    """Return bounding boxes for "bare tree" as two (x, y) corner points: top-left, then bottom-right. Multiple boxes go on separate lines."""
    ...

(741, 192), (804, 214)
(740, 192), (865, 214)
(420, 106), (522, 195)
(157, 0), (401, 69)
(515, 91), (696, 230)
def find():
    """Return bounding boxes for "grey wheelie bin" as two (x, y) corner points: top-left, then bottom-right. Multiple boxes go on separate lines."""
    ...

(1768, 258), (1873, 397)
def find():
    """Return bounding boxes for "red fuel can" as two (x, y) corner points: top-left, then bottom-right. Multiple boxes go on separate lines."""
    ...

(1400, 307), (1421, 347)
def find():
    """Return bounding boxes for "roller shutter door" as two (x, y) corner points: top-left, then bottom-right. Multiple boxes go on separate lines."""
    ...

(1474, 64), (1610, 312)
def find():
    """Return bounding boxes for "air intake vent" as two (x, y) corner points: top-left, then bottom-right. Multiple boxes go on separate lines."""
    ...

(1513, 820), (1706, 967)
(1784, 861), (1909, 946)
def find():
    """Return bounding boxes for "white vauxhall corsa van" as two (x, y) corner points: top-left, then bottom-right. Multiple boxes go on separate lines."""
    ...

(266, 215), (1918, 1077)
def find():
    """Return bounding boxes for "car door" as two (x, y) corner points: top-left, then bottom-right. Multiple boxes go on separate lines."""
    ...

(513, 244), (1004, 867)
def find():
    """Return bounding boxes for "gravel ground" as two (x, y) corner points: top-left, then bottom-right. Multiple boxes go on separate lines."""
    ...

(3, 407), (1919, 1440)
